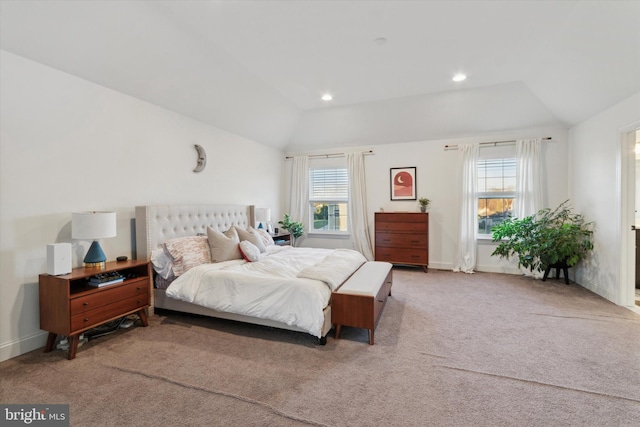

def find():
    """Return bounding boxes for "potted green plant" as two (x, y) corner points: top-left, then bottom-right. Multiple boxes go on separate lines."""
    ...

(278, 214), (304, 247)
(490, 200), (594, 284)
(418, 197), (431, 212)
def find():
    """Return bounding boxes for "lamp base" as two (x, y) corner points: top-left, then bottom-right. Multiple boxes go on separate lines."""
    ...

(83, 261), (106, 269)
(83, 240), (107, 268)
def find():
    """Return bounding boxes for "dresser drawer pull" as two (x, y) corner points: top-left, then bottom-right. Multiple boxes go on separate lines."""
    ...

(136, 287), (142, 291)
(83, 302), (89, 306)
(83, 318), (89, 322)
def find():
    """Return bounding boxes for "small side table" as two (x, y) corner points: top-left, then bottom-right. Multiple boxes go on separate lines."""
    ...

(271, 232), (291, 246)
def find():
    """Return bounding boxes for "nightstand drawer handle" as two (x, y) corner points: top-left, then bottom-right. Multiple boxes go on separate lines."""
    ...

(83, 302), (89, 306)
(83, 318), (89, 322)
(136, 287), (141, 290)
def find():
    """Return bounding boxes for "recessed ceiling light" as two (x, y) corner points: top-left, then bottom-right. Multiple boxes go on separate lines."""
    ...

(321, 93), (333, 101)
(374, 37), (387, 46)
(452, 73), (467, 82)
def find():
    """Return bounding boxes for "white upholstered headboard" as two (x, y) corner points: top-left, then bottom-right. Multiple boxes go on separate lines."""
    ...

(135, 205), (255, 260)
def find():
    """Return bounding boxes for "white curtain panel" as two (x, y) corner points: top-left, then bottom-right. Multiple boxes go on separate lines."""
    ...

(346, 152), (374, 260)
(515, 138), (543, 219)
(290, 156), (309, 229)
(453, 143), (479, 273)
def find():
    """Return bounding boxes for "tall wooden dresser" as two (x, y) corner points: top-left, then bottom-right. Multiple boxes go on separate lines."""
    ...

(374, 212), (429, 272)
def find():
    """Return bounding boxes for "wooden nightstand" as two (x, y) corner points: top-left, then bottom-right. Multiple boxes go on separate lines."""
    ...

(271, 232), (291, 246)
(39, 260), (151, 360)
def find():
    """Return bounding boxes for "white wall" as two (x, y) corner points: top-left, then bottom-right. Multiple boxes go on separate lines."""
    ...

(285, 126), (569, 272)
(0, 51), (284, 361)
(568, 92), (640, 305)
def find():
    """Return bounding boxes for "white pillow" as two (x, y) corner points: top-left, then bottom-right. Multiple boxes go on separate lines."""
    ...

(239, 240), (261, 262)
(207, 226), (242, 262)
(151, 246), (173, 279)
(257, 228), (275, 247)
(235, 226), (267, 253)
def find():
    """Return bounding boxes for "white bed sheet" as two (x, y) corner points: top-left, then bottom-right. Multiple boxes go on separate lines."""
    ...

(165, 246), (366, 337)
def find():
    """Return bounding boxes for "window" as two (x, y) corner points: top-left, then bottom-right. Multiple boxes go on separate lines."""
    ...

(309, 168), (348, 233)
(477, 158), (516, 235)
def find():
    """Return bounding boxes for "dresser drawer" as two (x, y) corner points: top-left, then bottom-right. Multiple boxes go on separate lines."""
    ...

(375, 213), (427, 223)
(71, 280), (149, 315)
(71, 294), (149, 332)
(376, 232), (427, 248)
(375, 221), (427, 233)
(375, 247), (428, 264)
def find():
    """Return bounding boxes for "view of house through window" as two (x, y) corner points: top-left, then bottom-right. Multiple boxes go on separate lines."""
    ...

(309, 168), (348, 233)
(477, 158), (516, 235)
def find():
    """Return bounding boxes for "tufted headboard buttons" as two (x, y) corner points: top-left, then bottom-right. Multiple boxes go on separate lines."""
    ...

(135, 205), (255, 260)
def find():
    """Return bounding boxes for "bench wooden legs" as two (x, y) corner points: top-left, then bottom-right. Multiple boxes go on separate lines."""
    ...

(334, 324), (375, 345)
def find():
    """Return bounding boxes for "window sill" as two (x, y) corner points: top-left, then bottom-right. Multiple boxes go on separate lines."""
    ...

(477, 235), (497, 244)
(307, 233), (350, 240)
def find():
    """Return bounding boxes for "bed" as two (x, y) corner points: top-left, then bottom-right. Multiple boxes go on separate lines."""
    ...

(135, 204), (366, 343)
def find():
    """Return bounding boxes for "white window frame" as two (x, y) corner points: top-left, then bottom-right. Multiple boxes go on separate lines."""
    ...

(477, 156), (516, 237)
(308, 167), (349, 235)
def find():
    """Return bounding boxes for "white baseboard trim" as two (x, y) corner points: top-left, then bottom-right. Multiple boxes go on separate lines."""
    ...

(0, 331), (48, 362)
(576, 279), (617, 304)
(426, 261), (523, 276)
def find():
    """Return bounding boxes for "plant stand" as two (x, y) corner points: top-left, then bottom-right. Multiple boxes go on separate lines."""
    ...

(542, 261), (570, 285)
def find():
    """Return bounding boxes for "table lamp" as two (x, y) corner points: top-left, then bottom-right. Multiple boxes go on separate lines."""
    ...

(72, 211), (117, 268)
(255, 208), (271, 232)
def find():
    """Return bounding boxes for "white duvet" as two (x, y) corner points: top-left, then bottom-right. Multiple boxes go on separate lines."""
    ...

(166, 246), (366, 337)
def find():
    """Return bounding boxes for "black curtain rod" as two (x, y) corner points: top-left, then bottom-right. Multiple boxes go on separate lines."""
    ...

(444, 137), (552, 150)
(285, 150), (374, 160)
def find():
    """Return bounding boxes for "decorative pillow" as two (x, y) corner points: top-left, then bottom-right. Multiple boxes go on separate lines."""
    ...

(162, 235), (211, 277)
(207, 226), (242, 262)
(239, 240), (261, 262)
(256, 228), (275, 247)
(235, 226), (267, 253)
(151, 246), (174, 279)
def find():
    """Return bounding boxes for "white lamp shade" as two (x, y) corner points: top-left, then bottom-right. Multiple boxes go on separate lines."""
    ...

(72, 211), (117, 239)
(255, 208), (271, 222)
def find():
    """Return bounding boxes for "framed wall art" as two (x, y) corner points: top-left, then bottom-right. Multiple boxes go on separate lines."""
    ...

(390, 167), (416, 200)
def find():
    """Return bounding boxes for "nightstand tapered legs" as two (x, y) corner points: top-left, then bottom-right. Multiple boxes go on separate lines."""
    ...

(44, 332), (57, 353)
(43, 310), (149, 360)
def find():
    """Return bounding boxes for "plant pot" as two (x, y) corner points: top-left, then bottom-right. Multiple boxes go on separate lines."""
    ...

(420, 206), (426, 212)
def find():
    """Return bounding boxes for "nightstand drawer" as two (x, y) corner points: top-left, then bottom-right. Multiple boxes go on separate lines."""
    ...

(71, 280), (149, 315)
(71, 294), (149, 332)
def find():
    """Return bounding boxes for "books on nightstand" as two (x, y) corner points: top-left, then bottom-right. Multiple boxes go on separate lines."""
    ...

(88, 272), (125, 287)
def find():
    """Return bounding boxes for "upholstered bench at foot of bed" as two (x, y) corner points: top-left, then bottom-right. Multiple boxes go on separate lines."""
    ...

(331, 261), (393, 345)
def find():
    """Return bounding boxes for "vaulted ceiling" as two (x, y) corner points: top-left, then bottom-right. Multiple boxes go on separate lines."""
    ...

(2, 1), (639, 152)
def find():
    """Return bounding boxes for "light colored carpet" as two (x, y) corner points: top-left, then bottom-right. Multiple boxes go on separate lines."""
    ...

(2, 268), (639, 426)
